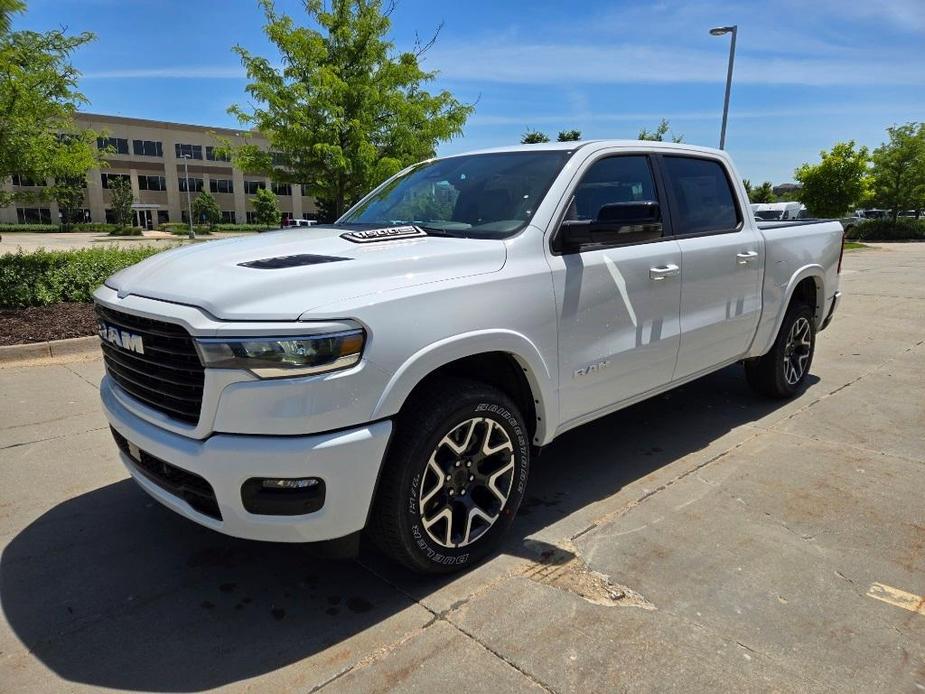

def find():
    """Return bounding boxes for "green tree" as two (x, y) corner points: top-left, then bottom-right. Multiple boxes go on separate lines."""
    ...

(752, 181), (775, 204)
(794, 141), (869, 218)
(252, 187), (280, 230)
(227, 0), (472, 221)
(868, 122), (925, 220)
(0, 0), (101, 207)
(52, 177), (86, 229)
(742, 179), (753, 200)
(637, 118), (683, 143)
(520, 129), (550, 144)
(557, 129), (582, 142)
(108, 176), (134, 230)
(192, 190), (221, 230)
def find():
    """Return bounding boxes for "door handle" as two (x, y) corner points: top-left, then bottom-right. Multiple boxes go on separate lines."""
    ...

(736, 251), (759, 264)
(649, 264), (680, 281)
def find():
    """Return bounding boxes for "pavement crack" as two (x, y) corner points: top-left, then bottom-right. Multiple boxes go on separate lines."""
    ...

(0, 426), (107, 451)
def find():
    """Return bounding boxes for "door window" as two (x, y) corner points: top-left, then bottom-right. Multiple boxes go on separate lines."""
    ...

(567, 155), (659, 222)
(662, 156), (740, 235)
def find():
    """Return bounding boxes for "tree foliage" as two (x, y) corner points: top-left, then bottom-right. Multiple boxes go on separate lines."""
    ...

(637, 119), (683, 143)
(520, 129), (550, 144)
(0, 0), (101, 207)
(794, 141), (869, 218)
(227, 0), (472, 221)
(751, 181), (775, 204)
(108, 176), (134, 229)
(742, 179), (752, 200)
(192, 190), (221, 230)
(868, 122), (925, 219)
(557, 129), (582, 142)
(252, 187), (280, 229)
(52, 177), (86, 229)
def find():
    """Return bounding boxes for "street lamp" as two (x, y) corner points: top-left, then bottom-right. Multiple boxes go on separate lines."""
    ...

(709, 24), (737, 150)
(181, 154), (196, 240)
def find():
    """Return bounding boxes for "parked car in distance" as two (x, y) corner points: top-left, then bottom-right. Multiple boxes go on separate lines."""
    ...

(282, 218), (317, 228)
(94, 140), (844, 574)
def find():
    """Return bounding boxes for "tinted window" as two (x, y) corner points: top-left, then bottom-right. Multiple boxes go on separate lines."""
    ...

(662, 156), (739, 235)
(567, 155), (658, 221)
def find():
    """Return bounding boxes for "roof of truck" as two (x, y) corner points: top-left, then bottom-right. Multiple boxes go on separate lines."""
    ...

(451, 140), (726, 157)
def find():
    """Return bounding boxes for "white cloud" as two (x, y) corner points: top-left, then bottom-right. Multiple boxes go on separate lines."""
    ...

(82, 66), (245, 80)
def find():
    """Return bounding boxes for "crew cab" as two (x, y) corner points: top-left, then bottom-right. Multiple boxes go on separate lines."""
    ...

(94, 141), (844, 573)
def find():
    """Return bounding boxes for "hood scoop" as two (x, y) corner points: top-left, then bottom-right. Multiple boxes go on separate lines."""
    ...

(238, 253), (351, 270)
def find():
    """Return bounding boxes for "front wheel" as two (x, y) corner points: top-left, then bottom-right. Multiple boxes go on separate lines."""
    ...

(367, 378), (530, 574)
(745, 303), (816, 398)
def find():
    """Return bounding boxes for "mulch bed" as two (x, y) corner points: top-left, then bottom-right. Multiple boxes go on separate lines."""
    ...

(0, 303), (98, 346)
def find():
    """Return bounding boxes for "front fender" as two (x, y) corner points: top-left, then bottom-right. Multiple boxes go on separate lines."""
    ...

(370, 330), (558, 445)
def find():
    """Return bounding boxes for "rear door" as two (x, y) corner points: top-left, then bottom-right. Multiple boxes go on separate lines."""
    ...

(659, 155), (763, 380)
(547, 153), (683, 428)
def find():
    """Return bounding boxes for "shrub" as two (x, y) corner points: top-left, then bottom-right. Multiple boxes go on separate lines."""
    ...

(0, 223), (120, 233)
(108, 227), (144, 237)
(845, 218), (925, 240)
(0, 246), (167, 308)
(159, 222), (268, 233)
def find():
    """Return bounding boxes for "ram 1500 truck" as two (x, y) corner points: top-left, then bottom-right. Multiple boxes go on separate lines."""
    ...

(95, 141), (844, 574)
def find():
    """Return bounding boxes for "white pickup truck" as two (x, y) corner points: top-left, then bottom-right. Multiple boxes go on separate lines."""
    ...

(95, 141), (844, 573)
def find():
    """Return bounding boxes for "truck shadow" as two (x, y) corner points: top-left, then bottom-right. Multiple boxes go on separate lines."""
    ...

(0, 364), (818, 691)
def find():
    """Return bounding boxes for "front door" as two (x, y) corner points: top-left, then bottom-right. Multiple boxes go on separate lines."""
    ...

(548, 154), (683, 429)
(658, 155), (763, 380)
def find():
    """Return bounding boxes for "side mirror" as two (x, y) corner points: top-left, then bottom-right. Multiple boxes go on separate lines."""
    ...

(557, 201), (662, 252)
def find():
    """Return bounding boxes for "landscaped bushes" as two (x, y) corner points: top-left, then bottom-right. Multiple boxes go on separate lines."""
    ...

(845, 219), (925, 241)
(0, 247), (166, 308)
(159, 223), (268, 233)
(0, 223), (122, 233)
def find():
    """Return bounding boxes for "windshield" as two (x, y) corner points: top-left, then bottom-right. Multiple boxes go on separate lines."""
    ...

(339, 150), (574, 239)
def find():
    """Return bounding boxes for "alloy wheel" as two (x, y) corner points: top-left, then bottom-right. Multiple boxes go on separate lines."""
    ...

(783, 316), (812, 385)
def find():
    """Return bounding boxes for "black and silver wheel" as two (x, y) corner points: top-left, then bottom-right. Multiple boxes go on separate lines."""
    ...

(745, 303), (816, 398)
(368, 378), (529, 574)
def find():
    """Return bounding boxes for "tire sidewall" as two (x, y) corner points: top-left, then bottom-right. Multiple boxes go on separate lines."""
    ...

(774, 304), (816, 395)
(396, 395), (530, 572)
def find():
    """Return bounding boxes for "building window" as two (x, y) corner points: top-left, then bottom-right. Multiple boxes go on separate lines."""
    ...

(60, 208), (91, 224)
(245, 211), (258, 224)
(220, 210), (236, 223)
(270, 151), (288, 166)
(157, 210), (170, 225)
(178, 177), (204, 192)
(54, 176), (87, 188)
(244, 180), (265, 195)
(138, 175), (167, 191)
(11, 174), (46, 187)
(206, 146), (230, 162)
(133, 139), (163, 157)
(101, 173), (130, 189)
(16, 208), (52, 224)
(175, 143), (203, 160)
(271, 182), (292, 196)
(210, 178), (234, 194)
(97, 137), (129, 154)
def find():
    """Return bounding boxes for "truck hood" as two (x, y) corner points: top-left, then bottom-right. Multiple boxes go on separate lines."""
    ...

(105, 226), (507, 320)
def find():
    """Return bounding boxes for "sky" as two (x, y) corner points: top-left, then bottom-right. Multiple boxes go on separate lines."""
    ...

(16, 0), (925, 184)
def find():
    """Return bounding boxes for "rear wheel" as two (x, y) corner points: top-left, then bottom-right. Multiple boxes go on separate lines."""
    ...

(745, 303), (816, 398)
(368, 378), (530, 574)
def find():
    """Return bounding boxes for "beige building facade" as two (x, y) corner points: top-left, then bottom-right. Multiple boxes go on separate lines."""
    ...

(0, 112), (318, 226)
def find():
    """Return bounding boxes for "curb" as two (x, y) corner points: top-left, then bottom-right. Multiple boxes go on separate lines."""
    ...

(0, 335), (100, 367)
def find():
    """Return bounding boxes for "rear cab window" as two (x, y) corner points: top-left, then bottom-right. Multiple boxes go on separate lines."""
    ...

(661, 156), (741, 235)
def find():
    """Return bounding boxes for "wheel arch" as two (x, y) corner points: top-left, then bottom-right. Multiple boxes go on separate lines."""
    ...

(750, 265), (826, 358)
(371, 331), (556, 445)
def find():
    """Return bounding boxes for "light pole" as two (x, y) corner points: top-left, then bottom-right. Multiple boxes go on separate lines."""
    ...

(710, 25), (737, 150)
(181, 154), (196, 239)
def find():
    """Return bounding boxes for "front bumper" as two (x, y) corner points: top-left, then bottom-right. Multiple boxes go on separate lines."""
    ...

(101, 375), (392, 543)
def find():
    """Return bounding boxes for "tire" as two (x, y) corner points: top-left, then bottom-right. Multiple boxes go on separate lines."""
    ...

(367, 377), (530, 574)
(745, 303), (816, 398)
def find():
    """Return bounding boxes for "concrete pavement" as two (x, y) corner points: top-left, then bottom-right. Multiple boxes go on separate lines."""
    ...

(1, 244), (923, 692)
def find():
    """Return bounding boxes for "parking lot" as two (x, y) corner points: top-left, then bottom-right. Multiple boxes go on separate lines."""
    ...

(1, 243), (923, 693)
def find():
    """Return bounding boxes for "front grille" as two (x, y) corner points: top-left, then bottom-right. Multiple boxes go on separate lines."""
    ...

(96, 304), (204, 424)
(111, 427), (222, 520)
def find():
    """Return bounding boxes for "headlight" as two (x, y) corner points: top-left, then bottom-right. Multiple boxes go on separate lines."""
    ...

(195, 330), (365, 378)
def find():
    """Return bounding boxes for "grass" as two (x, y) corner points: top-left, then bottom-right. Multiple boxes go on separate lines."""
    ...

(843, 242), (867, 250)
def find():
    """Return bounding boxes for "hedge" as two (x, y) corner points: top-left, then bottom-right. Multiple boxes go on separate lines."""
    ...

(0, 223), (121, 233)
(0, 246), (167, 308)
(845, 218), (925, 241)
(159, 223), (269, 233)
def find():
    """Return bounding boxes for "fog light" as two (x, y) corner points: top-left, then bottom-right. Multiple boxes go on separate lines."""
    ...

(261, 478), (320, 489)
(241, 476), (325, 516)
